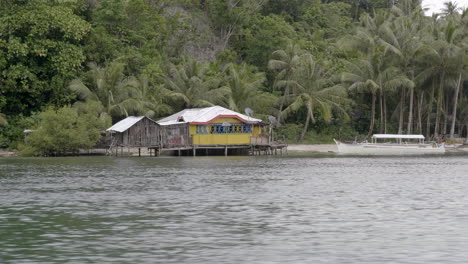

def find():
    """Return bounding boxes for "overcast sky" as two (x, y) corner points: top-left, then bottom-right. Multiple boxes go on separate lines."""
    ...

(422, 0), (468, 15)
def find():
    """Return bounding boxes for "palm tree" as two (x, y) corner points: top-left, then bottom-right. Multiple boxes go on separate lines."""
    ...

(221, 63), (266, 112)
(379, 13), (424, 134)
(338, 12), (392, 133)
(165, 57), (229, 108)
(268, 42), (306, 123)
(282, 54), (350, 141)
(342, 59), (380, 137)
(69, 62), (147, 120)
(342, 58), (414, 137)
(441, 1), (461, 17)
(134, 75), (173, 118)
(422, 20), (463, 136)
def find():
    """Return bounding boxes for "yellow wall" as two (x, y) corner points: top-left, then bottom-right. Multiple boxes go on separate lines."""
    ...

(189, 117), (262, 145)
(192, 134), (253, 145)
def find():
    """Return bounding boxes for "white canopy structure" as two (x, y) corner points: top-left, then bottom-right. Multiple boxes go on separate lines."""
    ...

(372, 134), (425, 139)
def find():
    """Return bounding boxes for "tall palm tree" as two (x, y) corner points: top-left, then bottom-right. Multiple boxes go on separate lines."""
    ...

(441, 1), (461, 17)
(379, 13), (424, 134)
(69, 62), (146, 119)
(342, 58), (414, 137)
(268, 42), (306, 123)
(165, 57), (229, 108)
(282, 55), (350, 141)
(221, 63), (266, 112)
(423, 20), (463, 136)
(134, 75), (173, 118)
(338, 12), (392, 133)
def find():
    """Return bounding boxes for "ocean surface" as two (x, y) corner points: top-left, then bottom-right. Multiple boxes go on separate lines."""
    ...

(1, 154), (468, 263)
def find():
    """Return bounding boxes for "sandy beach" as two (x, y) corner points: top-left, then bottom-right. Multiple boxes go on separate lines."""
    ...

(286, 144), (337, 153)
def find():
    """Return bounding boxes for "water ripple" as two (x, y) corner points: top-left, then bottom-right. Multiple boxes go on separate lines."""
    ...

(1, 155), (468, 263)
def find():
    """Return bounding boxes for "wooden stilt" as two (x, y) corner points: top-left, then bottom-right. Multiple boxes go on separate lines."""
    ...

(225, 145), (228, 156)
(138, 148), (141, 157)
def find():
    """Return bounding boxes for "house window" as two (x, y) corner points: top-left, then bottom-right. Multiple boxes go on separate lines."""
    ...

(196, 124), (252, 134)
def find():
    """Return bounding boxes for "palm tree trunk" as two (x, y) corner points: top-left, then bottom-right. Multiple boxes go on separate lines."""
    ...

(434, 72), (445, 137)
(426, 80), (436, 137)
(398, 87), (405, 134)
(442, 95), (448, 135)
(407, 86), (414, 134)
(368, 93), (376, 137)
(300, 110), (311, 142)
(417, 92), (424, 134)
(466, 124), (468, 143)
(384, 92), (388, 133)
(450, 72), (462, 139)
(277, 86), (289, 124)
(458, 121), (463, 139)
(379, 88), (384, 133)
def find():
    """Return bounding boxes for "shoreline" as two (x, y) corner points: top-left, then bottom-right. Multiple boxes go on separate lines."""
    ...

(286, 144), (337, 153)
(2, 143), (468, 157)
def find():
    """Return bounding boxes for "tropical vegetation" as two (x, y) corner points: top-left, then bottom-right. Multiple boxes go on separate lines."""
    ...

(0, 0), (467, 154)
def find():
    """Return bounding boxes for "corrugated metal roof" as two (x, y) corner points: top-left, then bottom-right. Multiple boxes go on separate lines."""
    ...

(158, 120), (187, 126)
(107, 116), (145, 133)
(157, 106), (262, 125)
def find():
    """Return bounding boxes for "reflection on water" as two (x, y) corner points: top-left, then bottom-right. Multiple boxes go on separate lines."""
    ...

(1, 155), (468, 263)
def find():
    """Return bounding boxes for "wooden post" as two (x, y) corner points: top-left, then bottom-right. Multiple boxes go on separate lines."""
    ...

(138, 148), (141, 157)
(225, 145), (228, 156)
(157, 148), (161, 157)
(178, 149), (181, 156)
(193, 147), (196, 156)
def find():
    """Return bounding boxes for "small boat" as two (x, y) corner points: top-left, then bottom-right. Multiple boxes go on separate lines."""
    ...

(334, 134), (445, 155)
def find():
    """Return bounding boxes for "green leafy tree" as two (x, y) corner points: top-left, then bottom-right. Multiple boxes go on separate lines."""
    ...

(234, 14), (297, 68)
(0, 0), (90, 114)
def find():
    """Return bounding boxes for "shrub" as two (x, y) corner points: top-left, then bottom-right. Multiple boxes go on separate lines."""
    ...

(20, 105), (109, 156)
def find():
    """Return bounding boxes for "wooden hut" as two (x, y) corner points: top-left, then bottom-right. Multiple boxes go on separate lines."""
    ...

(106, 116), (161, 155)
(159, 122), (190, 149)
(157, 106), (272, 155)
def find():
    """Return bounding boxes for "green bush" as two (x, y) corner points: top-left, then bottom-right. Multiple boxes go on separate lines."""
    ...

(19, 105), (109, 156)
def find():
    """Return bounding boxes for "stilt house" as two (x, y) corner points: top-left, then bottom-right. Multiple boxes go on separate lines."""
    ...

(106, 116), (161, 148)
(157, 106), (268, 146)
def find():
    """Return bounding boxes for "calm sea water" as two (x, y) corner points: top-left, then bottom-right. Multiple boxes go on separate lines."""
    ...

(1, 154), (468, 263)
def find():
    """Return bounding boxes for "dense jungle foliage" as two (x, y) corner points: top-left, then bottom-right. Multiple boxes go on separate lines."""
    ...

(0, 0), (467, 154)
